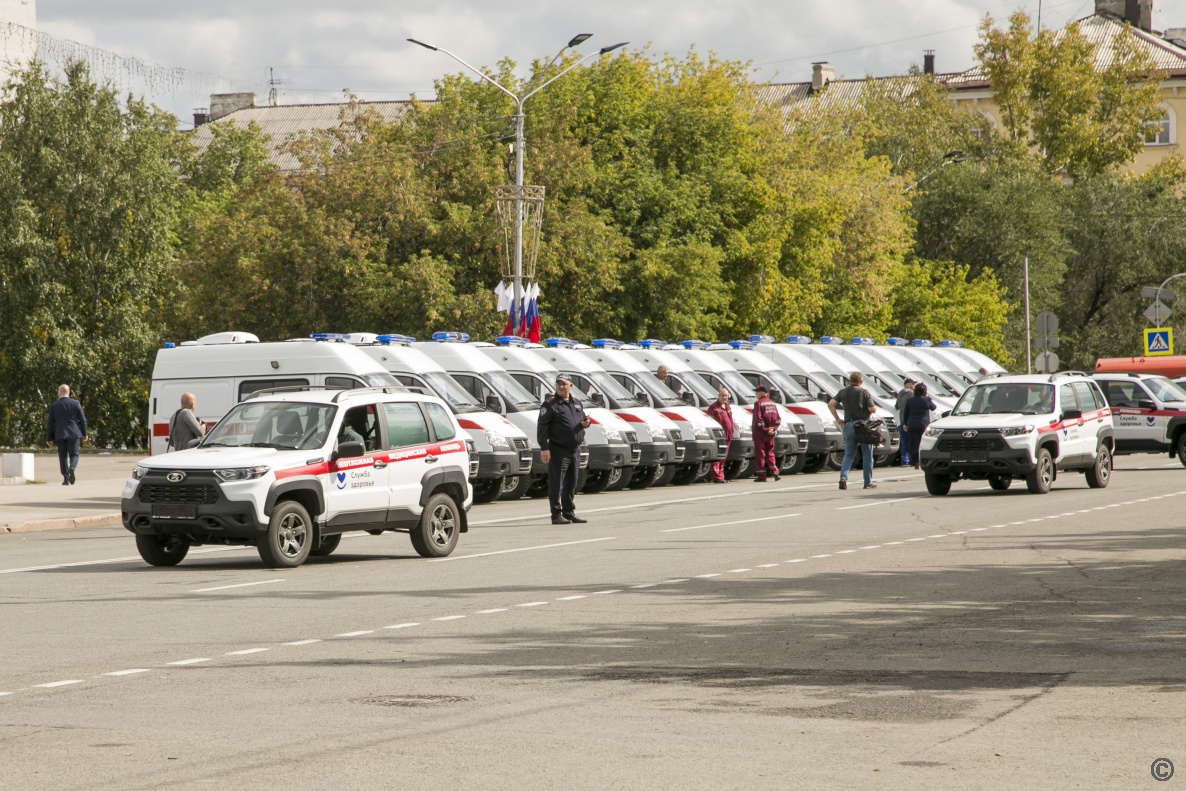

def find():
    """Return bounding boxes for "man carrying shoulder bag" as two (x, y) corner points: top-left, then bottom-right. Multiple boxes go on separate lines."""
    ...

(828, 372), (878, 491)
(167, 393), (205, 451)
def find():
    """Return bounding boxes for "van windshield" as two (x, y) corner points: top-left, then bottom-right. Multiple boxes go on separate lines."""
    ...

(203, 402), (336, 450)
(421, 372), (483, 413)
(362, 372), (401, 388)
(482, 370), (540, 408)
(672, 370), (720, 403)
(909, 371), (956, 398)
(761, 369), (811, 400)
(1146, 377), (1186, 403)
(635, 373), (685, 407)
(589, 371), (643, 408)
(953, 383), (1054, 416)
(717, 370), (758, 405)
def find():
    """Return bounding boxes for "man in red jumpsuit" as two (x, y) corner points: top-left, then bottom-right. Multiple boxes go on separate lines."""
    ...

(752, 384), (781, 482)
(705, 388), (734, 484)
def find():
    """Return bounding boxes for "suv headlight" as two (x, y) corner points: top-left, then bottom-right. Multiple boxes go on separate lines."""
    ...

(692, 423), (711, 439)
(484, 430), (509, 448)
(1000, 424), (1036, 437)
(132, 464), (148, 480)
(213, 466), (271, 482)
(602, 427), (623, 443)
(924, 426), (943, 437)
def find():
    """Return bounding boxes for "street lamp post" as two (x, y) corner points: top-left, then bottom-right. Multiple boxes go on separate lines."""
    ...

(409, 35), (627, 333)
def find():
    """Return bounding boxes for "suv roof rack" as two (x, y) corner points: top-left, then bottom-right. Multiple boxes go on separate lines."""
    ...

(242, 385), (328, 400)
(1047, 370), (1088, 382)
(331, 386), (407, 403)
(242, 385), (409, 403)
(978, 372), (1011, 379)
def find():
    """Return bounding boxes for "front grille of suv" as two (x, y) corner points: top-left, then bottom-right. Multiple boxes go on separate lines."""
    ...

(624, 431), (641, 463)
(138, 484), (218, 504)
(937, 436), (1006, 453)
(512, 437), (532, 473)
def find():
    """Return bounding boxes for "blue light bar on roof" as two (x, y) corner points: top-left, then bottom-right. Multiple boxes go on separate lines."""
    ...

(680, 340), (709, 349)
(544, 337), (578, 348)
(432, 331), (470, 342)
(938, 339), (964, 348)
(818, 336), (844, 345)
(911, 339), (934, 347)
(784, 335), (813, 344)
(886, 337), (908, 346)
(377, 334), (414, 345)
(747, 334), (776, 344)
(849, 337), (875, 346)
(163, 342), (176, 348)
(495, 336), (528, 346)
(729, 340), (756, 349)
(636, 339), (666, 348)
(592, 338), (623, 349)
(310, 333), (353, 342)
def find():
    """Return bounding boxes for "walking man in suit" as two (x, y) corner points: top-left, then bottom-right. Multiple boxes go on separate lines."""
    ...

(45, 384), (88, 486)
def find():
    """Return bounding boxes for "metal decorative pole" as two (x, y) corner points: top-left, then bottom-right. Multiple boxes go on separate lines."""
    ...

(1024, 256), (1032, 375)
(512, 106), (525, 333)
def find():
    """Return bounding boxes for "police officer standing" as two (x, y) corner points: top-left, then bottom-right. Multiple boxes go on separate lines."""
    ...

(752, 384), (781, 482)
(538, 374), (591, 525)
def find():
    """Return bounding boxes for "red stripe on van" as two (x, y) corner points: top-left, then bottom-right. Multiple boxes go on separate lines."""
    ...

(659, 411), (687, 422)
(457, 419), (483, 429)
(153, 423), (170, 437)
(787, 406), (816, 415)
(618, 413), (645, 423)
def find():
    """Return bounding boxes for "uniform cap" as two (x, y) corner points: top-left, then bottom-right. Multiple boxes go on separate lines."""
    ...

(555, 373), (573, 384)
(755, 384), (768, 393)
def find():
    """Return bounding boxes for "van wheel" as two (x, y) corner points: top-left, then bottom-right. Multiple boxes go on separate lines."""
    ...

(725, 457), (752, 480)
(607, 466), (634, 491)
(258, 501), (313, 568)
(499, 474), (533, 501)
(784, 453), (807, 475)
(472, 476), (504, 504)
(410, 493), (460, 558)
(671, 464), (701, 486)
(924, 472), (952, 496)
(135, 534), (190, 567)
(988, 475), (1011, 491)
(310, 533), (342, 557)
(581, 468), (612, 494)
(628, 466), (656, 489)
(1175, 433), (1186, 468)
(802, 454), (828, 474)
(1085, 443), (1112, 489)
(652, 464), (678, 487)
(1026, 448), (1054, 494)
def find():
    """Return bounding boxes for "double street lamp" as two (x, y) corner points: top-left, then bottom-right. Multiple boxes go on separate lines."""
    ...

(409, 34), (627, 334)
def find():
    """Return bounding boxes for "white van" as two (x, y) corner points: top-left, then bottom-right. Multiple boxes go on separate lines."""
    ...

(147, 333), (403, 457)
(413, 333), (590, 500)
(353, 336), (531, 504)
(835, 340), (958, 415)
(869, 340), (967, 403)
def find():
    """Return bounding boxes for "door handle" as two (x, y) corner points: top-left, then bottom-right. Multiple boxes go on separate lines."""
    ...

(373, 461), (388, 469)
(425, 455), (439, 464)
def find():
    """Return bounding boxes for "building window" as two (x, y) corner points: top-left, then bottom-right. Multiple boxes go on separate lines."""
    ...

(1144, 110), (1172, 146)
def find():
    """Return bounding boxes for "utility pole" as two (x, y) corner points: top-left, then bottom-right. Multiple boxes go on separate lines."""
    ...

(1024, 256), (1032, 375)
(409, 36), (626, 333)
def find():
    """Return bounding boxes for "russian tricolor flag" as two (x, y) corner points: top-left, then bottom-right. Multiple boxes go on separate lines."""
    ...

(499, 282), (541, 342)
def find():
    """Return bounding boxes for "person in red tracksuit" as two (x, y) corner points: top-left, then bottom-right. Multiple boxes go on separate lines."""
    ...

(752, 384), (781, 482)
(705, 388), (734, 484)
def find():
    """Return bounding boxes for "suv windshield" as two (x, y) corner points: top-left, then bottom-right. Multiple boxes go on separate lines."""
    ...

(1147, 377), (1186, 403)
(203, 402), (336, 450)
(953, 383), (1054, 416)
(481, 370), (540, 408)
(421, 371), (483, 413)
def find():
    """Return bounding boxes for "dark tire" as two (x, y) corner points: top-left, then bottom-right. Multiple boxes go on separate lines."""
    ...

(581, 468), (612, 494)
(672, 463), (701, 486)
(409, 493), (460, 558)
(1175, 433), (1186, 468)
(784, 452), (807, 475)
(628, 466), (656, 490)
(827, 450), (844, 471)
(310, 533), (342, 557)
(924, 472), (952, 496)
(607, 466), (634, 491)
(257, 501), (313, 568)
(802, 454), (828, 474)
(135, 533), (189, 567)
(988, 475), (1012, 491)
(1026, 447), (1054, 494)
(652, 463), (678, 487)
(472, 476), (504, 504)
(499, 474), (533, 501)
(725, 457), (753, 480)
(1085, 443), (1112, 489)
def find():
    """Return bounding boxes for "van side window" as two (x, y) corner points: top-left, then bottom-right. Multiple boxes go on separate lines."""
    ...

(511, 373), (543, 400)
(382, 403), (430, 448)
(326, 376), (363, 390)
(742, 373), (761, 387)
(340, 404), (380, 451)
(424, 403), (456, 441)
(613, 374), (651, 406)
(238, 379), (309, 401)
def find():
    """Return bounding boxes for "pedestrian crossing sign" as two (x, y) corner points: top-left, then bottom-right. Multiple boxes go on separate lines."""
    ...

(1144, 327), (1173, 356)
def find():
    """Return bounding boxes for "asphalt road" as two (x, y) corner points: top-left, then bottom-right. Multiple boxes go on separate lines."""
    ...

(2, 457), (1184, 790)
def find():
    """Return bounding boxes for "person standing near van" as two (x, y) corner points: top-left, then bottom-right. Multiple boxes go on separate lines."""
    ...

(752, 384), (782, 482)
(828, 372), (876, 490)
(902, 382), (937, 471)
(705, 388), (733, 484)
(538, 374), (591, 525)
(896, 378), (915, 467)
(45, 384), (87, 486)
(168, 393), (205, 451)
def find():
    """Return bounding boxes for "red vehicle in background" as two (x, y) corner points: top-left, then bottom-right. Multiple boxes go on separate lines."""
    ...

(1096, 356), (1186, 378)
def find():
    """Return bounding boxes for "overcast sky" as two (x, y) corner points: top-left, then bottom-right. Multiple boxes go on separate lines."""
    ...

(34, 0), (1113, 122)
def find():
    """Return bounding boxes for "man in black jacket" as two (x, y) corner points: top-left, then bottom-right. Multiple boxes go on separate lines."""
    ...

(45, 384), (88, 486)
(538, 374), (590, 525)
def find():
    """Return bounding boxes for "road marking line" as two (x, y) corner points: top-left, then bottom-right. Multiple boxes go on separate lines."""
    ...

(835, 550), (857, 554)
(167, 659), (210, 666)
(970, 528), (987, 532)
(0, 692), (10, 696)
(884, 541), (904, 545)
(812, 554), (832, 558)
(661, 513), (800, 533)
(663, 578), (690, 583)
(284, 639), (321, 645)
(475, 609), (507, 614)
(727, 569), (751, 573)
(696, 573), (721, 577)
(951, 531), (968, 535)
(226, 648), (269, 655)
(35, 680), (83, 688)
(384, 623), (420, 629)
(906, 538), (926, 542)
(102, 669), (149, 676)
(860, 546), (881, 550)
(432, 615), (466, 621)
(516, 602), (548, 607)
(593, 589), (622, 595)
(192, 579), (284, 593)
(428, 537), (616, 562)
(758, 564), (780, 567)
(556, 595), (586, 600)
(631, 583), (658, 588)
(335, 630), (374, 637)
(836, 497), (920, 511)
(928, 534), (948, 538)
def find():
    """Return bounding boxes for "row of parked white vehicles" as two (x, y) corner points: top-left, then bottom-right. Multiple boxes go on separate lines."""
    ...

(124, 330), (1184, 569)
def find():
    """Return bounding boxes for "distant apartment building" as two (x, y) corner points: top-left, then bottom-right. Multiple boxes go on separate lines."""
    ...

(0, 0), (36, 87)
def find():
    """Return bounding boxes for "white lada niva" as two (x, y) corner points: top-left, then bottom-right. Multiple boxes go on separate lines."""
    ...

(919, 372), (1114, 495)
(121, 388), (476, 568)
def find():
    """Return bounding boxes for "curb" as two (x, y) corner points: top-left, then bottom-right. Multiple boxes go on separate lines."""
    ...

(3, 513), (122, 534)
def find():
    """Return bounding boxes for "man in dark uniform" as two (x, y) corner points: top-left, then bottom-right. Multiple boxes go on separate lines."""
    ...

(538, 374), (591, 525)
(45, 384), (88, 486)
(751, 384), (781, 482)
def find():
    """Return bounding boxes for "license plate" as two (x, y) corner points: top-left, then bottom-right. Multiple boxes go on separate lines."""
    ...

(152, 504), (197, 520)
(952, 453), (988, 464)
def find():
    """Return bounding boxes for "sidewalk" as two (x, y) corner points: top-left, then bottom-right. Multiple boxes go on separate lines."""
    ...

(0, 453), (138, 532)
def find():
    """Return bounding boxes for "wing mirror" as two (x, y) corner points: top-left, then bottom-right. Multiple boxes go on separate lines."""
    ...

(333, 440), (365, 461)
(589, 392), (606, 407)
(941, 410), (951, 419)
(186, 438), (202, 449)
(1061, 408), (1082, 421)
(681, 390), (696, 405)
(484, 395), (502, 413)
(1138, 399), (1156, 410)
(767, 388), (783, 403)
(817, 392), (830, 402)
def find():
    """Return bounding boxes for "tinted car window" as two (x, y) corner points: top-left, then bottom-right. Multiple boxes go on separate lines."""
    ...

(383, 403), (430, 448)
(1072, 382), (1100, 413)
(237, 379), (310, 401)
(1059, 384), (1078, 414)
(424, 402), (456, 441)
(326, 376), (363, 390)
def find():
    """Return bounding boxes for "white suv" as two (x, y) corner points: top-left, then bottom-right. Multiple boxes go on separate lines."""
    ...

(121, 388), (475, 568)
(919, 372), (1114, 495)
(1092, 373), (1186, 465)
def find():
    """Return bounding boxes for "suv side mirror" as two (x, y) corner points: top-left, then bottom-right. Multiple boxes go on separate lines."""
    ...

(1138, 399), (1156, 410)
(941, 410), (951, 419)
(681, 390), (696, 405)
(589, 392), (606, 407)
(484, 395), (502, 413)
(1061, 408), (1082, 421)
(333, 440), (365, 461)
(186, 438), (202, 449)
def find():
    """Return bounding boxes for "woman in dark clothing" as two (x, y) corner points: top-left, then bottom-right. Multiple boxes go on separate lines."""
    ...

(903, 383), (937, 470)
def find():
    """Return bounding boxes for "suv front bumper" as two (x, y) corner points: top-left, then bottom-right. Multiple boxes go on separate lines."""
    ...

(121, 472), (265, 539)
(920, 447), (1034, 477)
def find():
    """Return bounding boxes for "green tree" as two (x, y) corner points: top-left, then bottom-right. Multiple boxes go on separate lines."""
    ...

(0, 61), (182, 447)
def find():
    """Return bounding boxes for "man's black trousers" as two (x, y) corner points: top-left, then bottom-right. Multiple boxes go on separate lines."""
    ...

(56, 438), (80, 481)
(547, 446), (581, 518)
